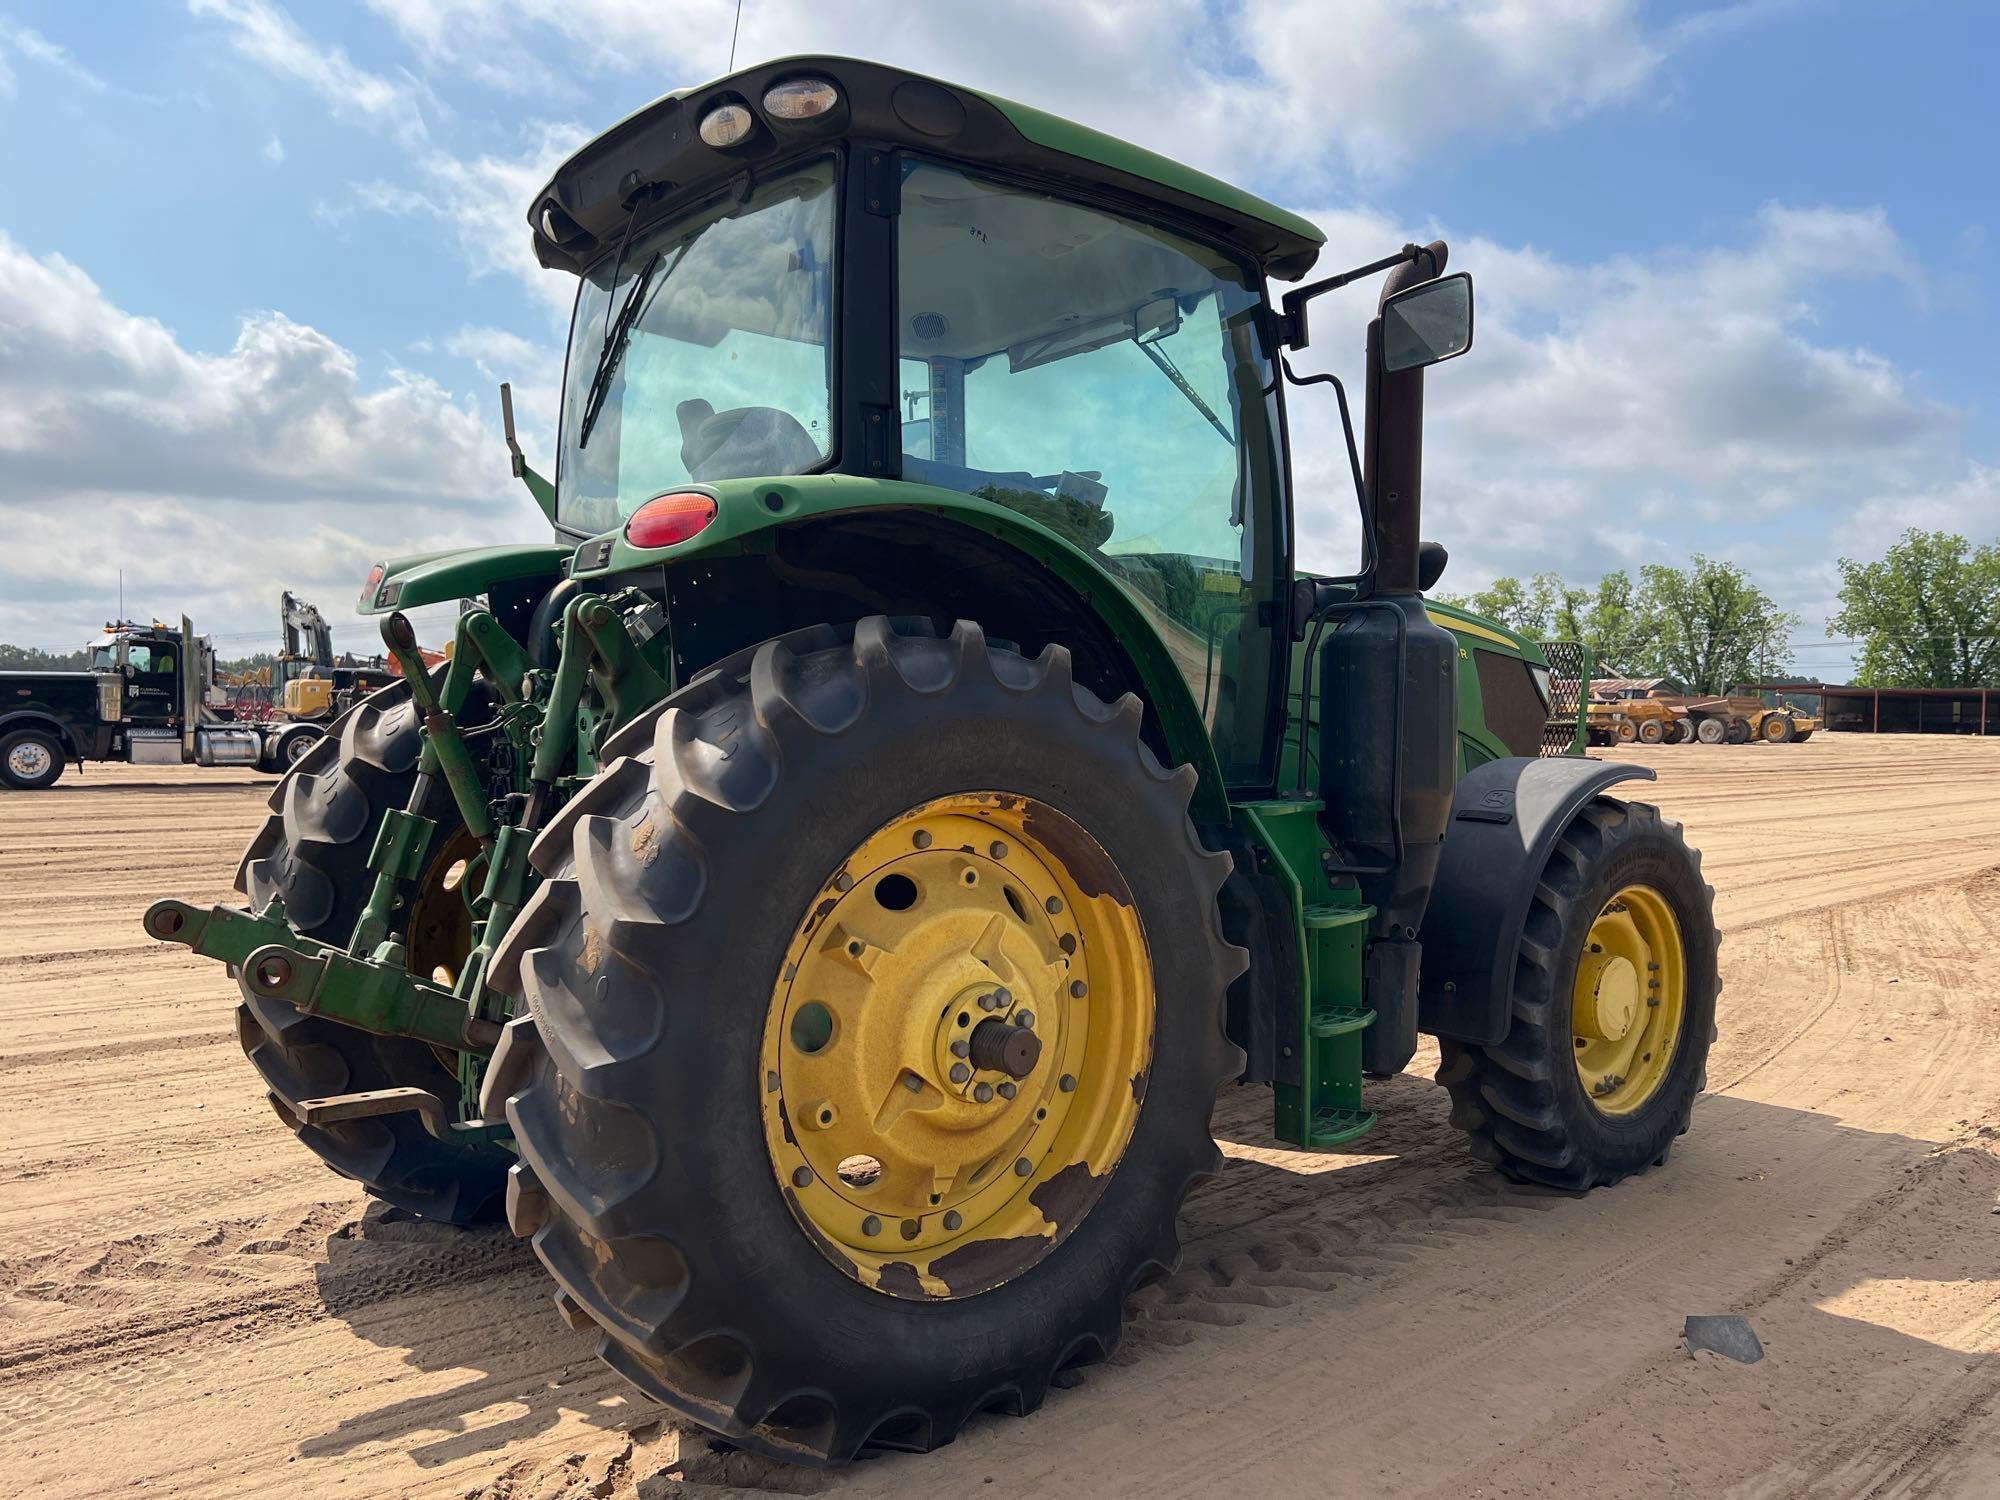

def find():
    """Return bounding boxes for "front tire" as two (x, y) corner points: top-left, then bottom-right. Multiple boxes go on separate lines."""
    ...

(1637, 718), (1665, 745)
(233, 684), (510, 1224)
(1695, 716), (1726, 744)
(1, 729), (65, 790)
(1437, 797), (1717, 1190)
(487, 618), (1244, 1463)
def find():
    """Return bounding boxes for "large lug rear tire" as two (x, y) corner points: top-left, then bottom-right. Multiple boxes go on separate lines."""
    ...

(486, 617), (1244, 1463)
(1695, 716), (1726, 745)
(1436, 797), (1718, 1190)
(233, 683), (510, 1225)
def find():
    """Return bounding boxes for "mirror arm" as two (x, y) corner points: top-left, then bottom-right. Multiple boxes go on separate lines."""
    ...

(1280, 356), (1376, 634)
(500, 382), (559, 525)
(1280, 243), (1427, 350)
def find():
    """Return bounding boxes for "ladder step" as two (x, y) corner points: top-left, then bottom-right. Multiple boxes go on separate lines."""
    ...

(1308, 1106), (1377, 1148)
(1308, 1006), (1375, 1038)
(1302, 903), (1374, 930)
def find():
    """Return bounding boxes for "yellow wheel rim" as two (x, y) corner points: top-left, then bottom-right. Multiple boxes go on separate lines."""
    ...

(1571, 883), (1686, 1114)
(760, 792), (1153, 1299)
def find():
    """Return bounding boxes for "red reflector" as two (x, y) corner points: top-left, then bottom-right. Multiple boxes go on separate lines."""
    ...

(625, 491), (718, 549)
(359, 563), (384, 606)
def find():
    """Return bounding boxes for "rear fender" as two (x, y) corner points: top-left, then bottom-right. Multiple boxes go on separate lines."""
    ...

(1417, 756), (1656, 1043)
(0, 709), (82, 762)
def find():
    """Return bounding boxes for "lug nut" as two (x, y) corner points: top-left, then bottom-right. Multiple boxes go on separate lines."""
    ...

(973, 1083), (994, 1103)
(862, 1215), (881, 1237)
(951, 1039), (969, 1058)
(950, 1063), (971, 1084)
(1014, 1157), (1033, 1177)
(1015, 1011), (1035, 1029)
(997, 1081), (1017, 1100)
(1059, 1073), (1077, 1092)
(913, 830), (933, 849)
(993, 987), (1013, 1006)
(989, 840), (1008, 859)
(978, 992), (1002, 1012)
(1070, 980), (1088, 998)
(1045, 896), (1064, 915)
(791, 1166), (813, 1187)
(943, 1210), (963, 1230)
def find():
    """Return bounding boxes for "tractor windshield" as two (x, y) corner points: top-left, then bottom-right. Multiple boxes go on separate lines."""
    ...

(896, 159), (1288, 782)
(556, 159), (837, 536)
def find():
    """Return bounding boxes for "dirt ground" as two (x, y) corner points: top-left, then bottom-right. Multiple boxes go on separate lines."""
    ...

(3, 733), (1998, 1498)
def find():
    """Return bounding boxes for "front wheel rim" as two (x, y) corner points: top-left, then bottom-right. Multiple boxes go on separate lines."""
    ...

(760, 792), (1153, 1299)
(1572, 884), (1687, 1114)
(8, 741), (53, 780)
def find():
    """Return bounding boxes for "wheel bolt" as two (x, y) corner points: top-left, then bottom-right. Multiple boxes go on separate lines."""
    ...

(943, 1210), (963, 1230)
(978, 992), (1002, 1011)
(950, 1063), (970, 1084)
(989, 840), (1008, 859)
(951, 1039), (969, 1058)
(973, 1083), (994, 1103)
(997, 1081), (1016, 1100)
(1059, 1073), (1077, 1092)
(1014, 1157), (1033, 1177)
(791, 1166), (812, 1187)
(913, 830), (933, 849)
(993, 987), (1013, 1006)
(1016, 1011), (1035, 1029)
(1045, 896), (1064, 915)
(862, 1215), (881, 1237)
(1070, 980), (1088, 998)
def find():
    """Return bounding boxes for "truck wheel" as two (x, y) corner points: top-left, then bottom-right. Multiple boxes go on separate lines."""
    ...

(265, 723), (323, 772)
(234, 685), (510, 1224)
(487, 618), (1244, 1463)
(1725, 718), (1752, 745)
(1695, 716), (1725, 745)
(1436, 798), (1716, 1189)
(1636, 718), (1665, 745)
(1793, 728), (1813, 742)
(1668, 718), (1693, 744)
(1761, 713), (1795, 744)
(1, 728), (65, 790)
(1615, 718), (1638, 743)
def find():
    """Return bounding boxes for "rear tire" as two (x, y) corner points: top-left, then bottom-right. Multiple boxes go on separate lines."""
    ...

(1615, 718), (1637, 743)
(1761, 713), (1795, 744)
(1725, 718), (1752, 745)
(1637, 718), (1665, 745)
(1437, 798), (1717, 1190)
(1695, 716), (1725, 745)
(487, 617), (1244, 1463)
(1667, 717), (1692, 744)
(1, 728), (65, 790)
(234, 683), (509, 1225)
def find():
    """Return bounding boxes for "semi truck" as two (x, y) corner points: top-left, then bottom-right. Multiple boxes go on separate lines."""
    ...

(0, 617), (326, 789)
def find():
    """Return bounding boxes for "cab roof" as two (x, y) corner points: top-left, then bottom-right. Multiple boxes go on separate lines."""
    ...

(528, 55), (1325, 282)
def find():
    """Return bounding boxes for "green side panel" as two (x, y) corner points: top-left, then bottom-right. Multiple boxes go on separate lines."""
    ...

(1235, 799), (1376, 1150)
(578, 473), (1233, 823)
(361, 544), (573, 615)
(973, 90), (1326, 265)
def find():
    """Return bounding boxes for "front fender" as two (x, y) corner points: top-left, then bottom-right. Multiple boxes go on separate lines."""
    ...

(360, 543), (574, 615)
(1417, 755), (1656, 1044)
(576, 474), (1233, 821)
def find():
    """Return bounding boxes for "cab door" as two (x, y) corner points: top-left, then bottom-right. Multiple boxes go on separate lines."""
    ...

(124, 641), (179, 727)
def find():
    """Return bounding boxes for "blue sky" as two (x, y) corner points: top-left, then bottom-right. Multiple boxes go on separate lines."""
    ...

(0, 0), (1994, 680)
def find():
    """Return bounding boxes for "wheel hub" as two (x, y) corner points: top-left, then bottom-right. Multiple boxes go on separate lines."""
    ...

(761, 793), (1152, 1299)
(8, 741), (53, 780)
(1572, 884), (1687, 1113)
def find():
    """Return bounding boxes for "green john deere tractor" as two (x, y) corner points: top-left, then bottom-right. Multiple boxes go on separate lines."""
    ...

(146, 57), (1716, 1464)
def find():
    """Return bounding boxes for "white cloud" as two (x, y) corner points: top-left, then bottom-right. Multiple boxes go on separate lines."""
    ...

(357, 0), (1707, 184)
(1282, 202), (1970, 612)
(188, 0), (431, 144)
(0, 18), (108, 95)
(263, 135), (285, 162)
(0, 232), (539, 649)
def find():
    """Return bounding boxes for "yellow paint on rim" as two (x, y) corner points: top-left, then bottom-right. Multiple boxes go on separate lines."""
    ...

(759, 792), (1153, 1299)
(1572, 883), (1686, 1114)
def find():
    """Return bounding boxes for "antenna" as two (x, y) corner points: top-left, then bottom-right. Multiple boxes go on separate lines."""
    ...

(728, 0), (744, 69)
(118, 569), (124, 623)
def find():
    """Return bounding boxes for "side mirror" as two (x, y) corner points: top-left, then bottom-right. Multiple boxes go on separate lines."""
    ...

(1380, 272), (1473, 373)
(1417, 540), (1449, 592)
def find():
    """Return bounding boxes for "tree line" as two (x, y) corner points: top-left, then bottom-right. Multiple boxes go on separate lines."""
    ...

(1436, 528), (2000, 694)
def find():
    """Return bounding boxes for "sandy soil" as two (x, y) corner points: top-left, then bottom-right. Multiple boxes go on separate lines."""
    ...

(2, 733), (1997, 1498)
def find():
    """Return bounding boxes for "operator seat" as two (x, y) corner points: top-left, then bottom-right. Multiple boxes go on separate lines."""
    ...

(677, 399), (820, 481)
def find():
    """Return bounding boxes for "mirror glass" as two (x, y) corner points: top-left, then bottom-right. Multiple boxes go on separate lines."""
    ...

(1381, 274), (1472, 372)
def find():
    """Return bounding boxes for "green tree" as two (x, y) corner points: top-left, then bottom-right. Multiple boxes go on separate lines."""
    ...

(1830, 528), (2000, 688)
(1628, 555), (1799, 694)
(0, 643), (88, 670)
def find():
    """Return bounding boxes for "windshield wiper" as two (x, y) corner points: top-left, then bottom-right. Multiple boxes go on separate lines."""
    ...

(576, 249), (664, 451)
(1135, 338), (1232, 444)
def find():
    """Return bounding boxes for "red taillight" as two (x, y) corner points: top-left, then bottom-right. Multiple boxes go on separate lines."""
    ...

(625, 491), (718, 549)
(359, 563), (384, 605)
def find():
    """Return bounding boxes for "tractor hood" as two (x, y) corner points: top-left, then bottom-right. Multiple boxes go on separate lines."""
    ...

(527, 55), (1326, 282)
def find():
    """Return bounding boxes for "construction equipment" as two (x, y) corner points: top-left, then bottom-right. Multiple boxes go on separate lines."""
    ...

(275, 591), (396, 721)
(1588, 686), (1815, 747)
(1, 617), (328, 787)
(145, 58), (1718, 1463)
